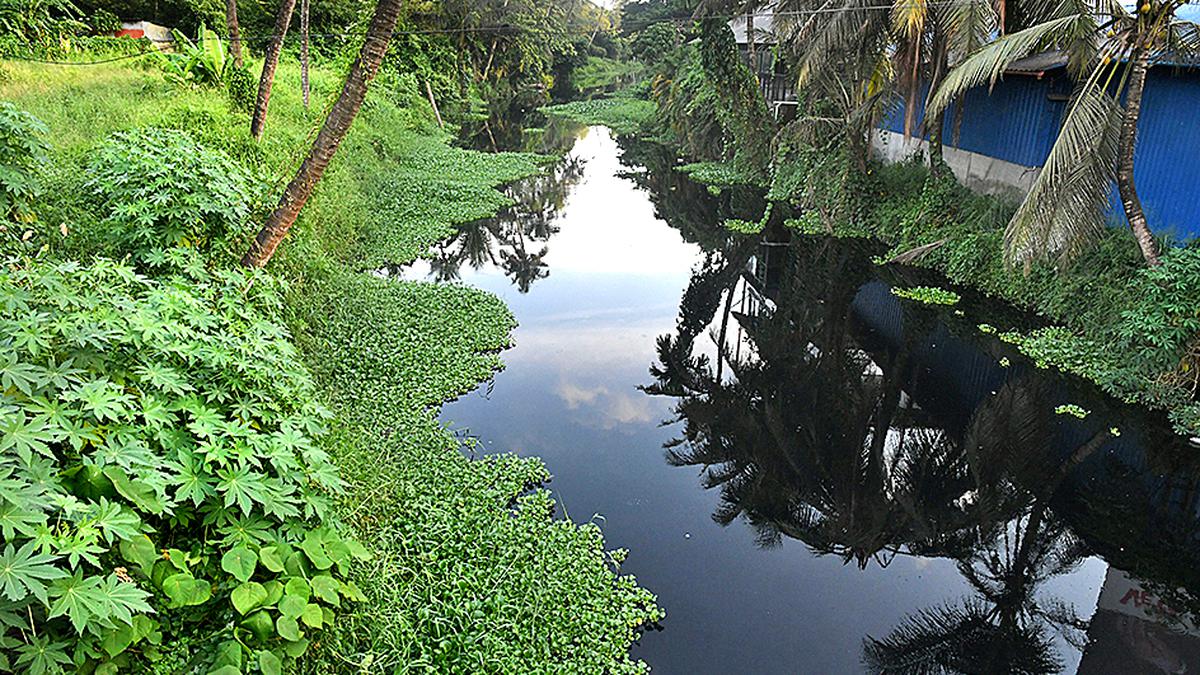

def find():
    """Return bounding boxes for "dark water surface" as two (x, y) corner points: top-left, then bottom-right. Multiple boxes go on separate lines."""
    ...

(401, 127), (1200, 674)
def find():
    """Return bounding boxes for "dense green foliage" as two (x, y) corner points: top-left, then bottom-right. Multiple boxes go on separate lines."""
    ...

(0, 42), (660, 672)
(153, 24), (228, 87)
(825, 162), (1200, 435)
(630, 22), (679, 63)
(86, 128), (257, 265)
(696, 19), (773, 182)
(0, 258), (364, 672)
(0, 102), (49, 226)
(541, 96), (656, 136)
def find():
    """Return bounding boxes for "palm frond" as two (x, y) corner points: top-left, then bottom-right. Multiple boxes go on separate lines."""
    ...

(892, 0), (929, 40)
(937, 0), (997, 59)
(1004, 78), (1122, 265)
(928, 14), (1093, 117)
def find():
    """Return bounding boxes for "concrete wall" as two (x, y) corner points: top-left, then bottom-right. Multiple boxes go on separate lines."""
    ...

(872, 129), (1040, 200)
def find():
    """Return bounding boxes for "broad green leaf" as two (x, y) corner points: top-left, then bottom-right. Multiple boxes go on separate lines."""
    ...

(275, 615), (302, 642)
(262, 580), (284, 606)
(284, 577), (309, 601)
(119, 535), (158, 575)
(339, 580), (367, 603)
(300, 603), (322, 629)
(161, 573), (211, 608)
(231, 581), (267, 615)
(277, 594), (305, 619)
(103, 467), (166, 515)
(299, 533), (332, 570)
(257, 545), (285, 573)
(258, 650), (282, 675)
(281, 637), (309, 658)
(221, 546), (257, 583)
(241, 610), (274, 641)
(310, 575), (339, 606)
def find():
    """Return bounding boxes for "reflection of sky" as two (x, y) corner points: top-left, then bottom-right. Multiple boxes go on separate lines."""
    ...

(410, 128), (1106, 673)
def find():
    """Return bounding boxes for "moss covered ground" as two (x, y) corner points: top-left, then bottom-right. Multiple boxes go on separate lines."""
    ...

(2, 56), (659, 672)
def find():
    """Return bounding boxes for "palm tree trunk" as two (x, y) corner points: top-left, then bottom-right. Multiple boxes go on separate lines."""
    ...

(242, 0), (406, 268)
(746, 10), (756, 79)
(226, 0), (243, 68)
(300, 0), (310, 108)
(926, 38), (948, 178)
(250, 0), (298, 140)
(1116, 47), (1161, 266)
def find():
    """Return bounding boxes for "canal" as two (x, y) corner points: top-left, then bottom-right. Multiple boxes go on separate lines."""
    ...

(400, 125), (1200, 673)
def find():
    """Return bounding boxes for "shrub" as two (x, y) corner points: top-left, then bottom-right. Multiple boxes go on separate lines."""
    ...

(86, 128), (257, 264)
(631, 22), (678, 64)
(0, 257), (366, 673)
(155, 24), (227, 87)
(225, 63), (256, 113)
(87, 8), (120, 35)
(0, 102), (49, 223)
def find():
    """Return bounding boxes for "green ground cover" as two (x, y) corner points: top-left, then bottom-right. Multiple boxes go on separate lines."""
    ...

(0, 53), (658, 673)
(541, 96), (656, 135)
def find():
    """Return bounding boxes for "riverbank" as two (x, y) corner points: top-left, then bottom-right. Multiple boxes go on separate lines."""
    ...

(543, 87), (1200, 440)
(0, 58), (658, 672)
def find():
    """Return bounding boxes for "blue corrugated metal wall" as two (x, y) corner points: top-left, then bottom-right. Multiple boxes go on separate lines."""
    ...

(1128, 68), (1200, 240)
(881, 67), (1200, 241)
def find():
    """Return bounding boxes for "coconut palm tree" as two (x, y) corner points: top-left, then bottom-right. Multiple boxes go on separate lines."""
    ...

(226, 0), (242, 68)
(242, 0), (407, 267)
(250, 0), (297, 140)
(929, 0), (1200, 266)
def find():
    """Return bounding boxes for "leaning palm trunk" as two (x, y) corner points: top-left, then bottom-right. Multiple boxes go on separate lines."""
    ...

(226, 0), (242, 68)
(300, 0), (310, 108)
(1116, 47), (1161, 266)
(250, 0), (298, 140)
(242, 0), (406, 268)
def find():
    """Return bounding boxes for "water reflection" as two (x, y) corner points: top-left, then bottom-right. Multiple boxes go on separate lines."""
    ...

(424, 154), (585, 292)
(643, 215), (1200, 671)
(407, 126), (1200, 672)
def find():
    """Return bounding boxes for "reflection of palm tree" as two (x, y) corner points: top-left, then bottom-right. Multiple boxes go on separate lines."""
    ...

(862, 378), (1108, 673)
(426, 154), (584, 291)
(648, 233), (1107, 672)
(649, 236), (984, 565)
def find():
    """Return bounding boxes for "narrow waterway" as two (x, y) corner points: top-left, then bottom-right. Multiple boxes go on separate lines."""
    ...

(402, 126), (1200, 673)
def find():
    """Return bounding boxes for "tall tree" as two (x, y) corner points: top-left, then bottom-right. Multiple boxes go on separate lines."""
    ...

(930, 0), (1200, 266)
(250, 0), (298, 140)
(242, 0), (407, 267)
(226, 0), (243, 68)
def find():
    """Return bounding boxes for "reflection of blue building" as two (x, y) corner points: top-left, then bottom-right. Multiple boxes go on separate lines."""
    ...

(875, 55), (1200, 241)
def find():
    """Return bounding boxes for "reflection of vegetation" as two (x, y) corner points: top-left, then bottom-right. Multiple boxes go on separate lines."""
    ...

(645, 232), (1152, 671)
(458, 111), (586, 154)
(427, 153), (585, 292)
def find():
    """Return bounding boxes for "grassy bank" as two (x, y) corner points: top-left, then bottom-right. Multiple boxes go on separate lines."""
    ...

(1, 54), (658, 673)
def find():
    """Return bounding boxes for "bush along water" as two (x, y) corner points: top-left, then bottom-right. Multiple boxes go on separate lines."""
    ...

(0, 257), (368, 672)
(614, 35), (1200, 437)
(0, 106), (365, 671)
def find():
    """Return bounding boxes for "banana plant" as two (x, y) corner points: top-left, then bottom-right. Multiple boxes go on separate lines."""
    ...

(156, 23), (228, 87)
